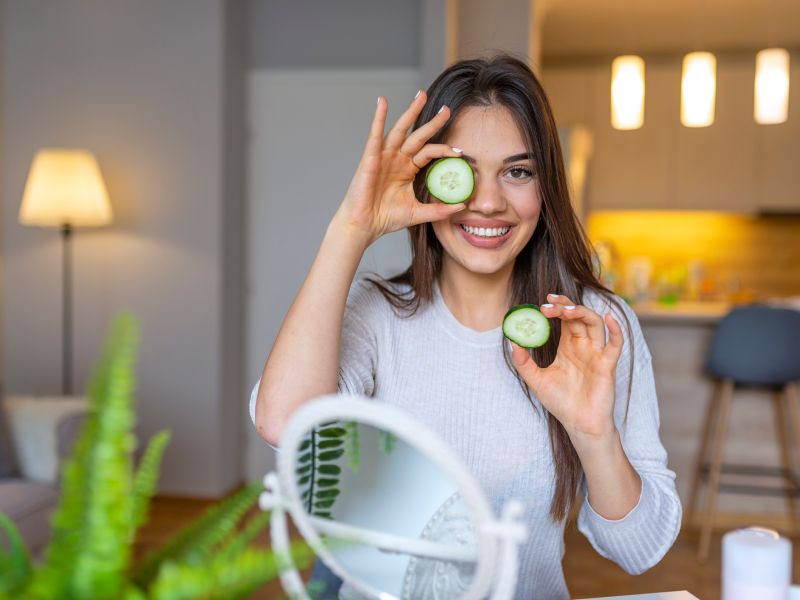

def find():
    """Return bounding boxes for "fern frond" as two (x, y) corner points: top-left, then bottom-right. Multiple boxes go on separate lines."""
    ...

(0, 513), (32, 595)
(378, 430), (396, 454)
(343, 421), (361, 474)
(38, 313), (140, 599)
(147, 542), (314, 600)
(217, 511), (271, 559)
(132, 482), (261, 588)
(131, 430), (171, 529)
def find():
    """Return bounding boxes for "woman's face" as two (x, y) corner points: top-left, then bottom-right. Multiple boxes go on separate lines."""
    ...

(431, 104), (541, 278)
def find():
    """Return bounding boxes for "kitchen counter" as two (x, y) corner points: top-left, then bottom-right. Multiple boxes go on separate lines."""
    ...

(632, 300), (731, 324)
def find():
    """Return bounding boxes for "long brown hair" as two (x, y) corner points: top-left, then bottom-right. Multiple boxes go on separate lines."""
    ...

(368, 54), (632, 521)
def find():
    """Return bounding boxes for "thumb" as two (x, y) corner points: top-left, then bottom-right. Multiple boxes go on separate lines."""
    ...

(410, 201), (466, 226)
(511, 342), (541, 386)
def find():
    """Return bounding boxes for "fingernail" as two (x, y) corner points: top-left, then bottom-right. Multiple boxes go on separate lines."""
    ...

(377, 97), (381, 106)
(541, 303), (554, 308)
(564, 305), (576, 310)
(437, 105), (446, 114)
(414, 90), (422, 99)
(548, 293), (559, 298)
(452, 147), (462, 153)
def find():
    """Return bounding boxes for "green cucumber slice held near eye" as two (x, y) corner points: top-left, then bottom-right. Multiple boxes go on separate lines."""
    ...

(502, 304), (551, 349)
(425, 157), (474, 204)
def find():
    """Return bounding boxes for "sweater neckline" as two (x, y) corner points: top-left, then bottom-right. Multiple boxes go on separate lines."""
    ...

(432, 280), (504, 347)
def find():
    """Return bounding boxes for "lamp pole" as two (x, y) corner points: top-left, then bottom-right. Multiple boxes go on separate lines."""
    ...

(61, 223), (73, 395)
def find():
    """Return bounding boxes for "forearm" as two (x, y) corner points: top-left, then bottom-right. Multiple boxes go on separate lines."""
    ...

(571, 429), (642, 520)
(256, 217), (370, 445)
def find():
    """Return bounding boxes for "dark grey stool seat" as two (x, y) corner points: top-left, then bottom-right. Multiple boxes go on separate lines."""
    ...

(687, 305), (800, 561)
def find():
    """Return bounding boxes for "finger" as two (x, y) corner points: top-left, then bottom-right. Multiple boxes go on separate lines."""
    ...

(601, 312), (624, 366)
(360, 96), (389, 165)
(400, 105), (452, 157)
(410, 144), (464, 171)
(539, 302), (590, 342)
(510, 342), (541, 388)
(562, 304), (607, 349)
(408, 199), (466, 226)
(384, 90), (427, 151)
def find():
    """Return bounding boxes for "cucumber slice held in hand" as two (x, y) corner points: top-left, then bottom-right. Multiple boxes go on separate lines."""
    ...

(502, 304), (551, 349)
(425, 157), (474, 204)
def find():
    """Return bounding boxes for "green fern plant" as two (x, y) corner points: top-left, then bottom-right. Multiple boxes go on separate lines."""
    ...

(0, 314), (312, 599)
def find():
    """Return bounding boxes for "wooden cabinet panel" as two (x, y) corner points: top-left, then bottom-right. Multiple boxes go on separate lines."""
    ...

(674, 62), (758, 211)
(588, 64), (677, 210)
(756, 62), (800, 210)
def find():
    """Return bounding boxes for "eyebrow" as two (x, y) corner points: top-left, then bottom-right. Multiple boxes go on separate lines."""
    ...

(460, 152), (534, 165)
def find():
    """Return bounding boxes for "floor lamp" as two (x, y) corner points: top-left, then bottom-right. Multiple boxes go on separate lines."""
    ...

(19, 149), (113, 395)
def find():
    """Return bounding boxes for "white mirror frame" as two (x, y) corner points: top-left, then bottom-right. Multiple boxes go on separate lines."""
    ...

(259, 394), (529, 600)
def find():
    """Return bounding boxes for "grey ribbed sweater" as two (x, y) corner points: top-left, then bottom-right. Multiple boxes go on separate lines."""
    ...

(251, 278), (682, 599)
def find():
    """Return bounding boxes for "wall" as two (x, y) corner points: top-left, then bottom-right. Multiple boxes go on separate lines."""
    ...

(1, 0), (244, 496)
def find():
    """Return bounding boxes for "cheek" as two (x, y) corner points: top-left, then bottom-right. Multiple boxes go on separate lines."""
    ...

(510, 185), (542, 223)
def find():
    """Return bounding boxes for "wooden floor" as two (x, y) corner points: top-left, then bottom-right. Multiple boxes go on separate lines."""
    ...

(134, 496), (800, 599)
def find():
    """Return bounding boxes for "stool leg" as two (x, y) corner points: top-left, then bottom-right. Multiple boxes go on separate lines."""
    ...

(687, 380), (721, 527)
(773, 388), (799, 535)
(698, 379), (733, 563)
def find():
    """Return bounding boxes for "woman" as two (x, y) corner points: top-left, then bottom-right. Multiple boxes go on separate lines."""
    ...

(251, 54), (681, 599)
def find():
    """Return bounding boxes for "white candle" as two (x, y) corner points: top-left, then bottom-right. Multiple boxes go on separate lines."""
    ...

(723, 527), (792, 600)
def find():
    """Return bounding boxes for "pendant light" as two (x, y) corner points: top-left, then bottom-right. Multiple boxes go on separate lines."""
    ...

(754, 48), (790, 124)
(611, 55), (645, 130)
(681, 51), (717, 127)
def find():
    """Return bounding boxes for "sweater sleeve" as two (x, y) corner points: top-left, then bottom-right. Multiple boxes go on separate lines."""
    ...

(576, 294), (682, 575)
(336, 279), (381, 397)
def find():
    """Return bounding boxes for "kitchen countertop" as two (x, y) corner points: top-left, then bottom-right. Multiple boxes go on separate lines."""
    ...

(631, 300), (732, 324)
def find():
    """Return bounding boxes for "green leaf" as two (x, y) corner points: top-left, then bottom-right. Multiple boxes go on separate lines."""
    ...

(299, 439), (311, 451)
(317, 439), (343, 450)
(297, 475), (311, 486)
(314, 512), (333, 520)
(344, 421), (361, 474)
(316, 478), (338, 488)
(315, 489), (340, 500)
(131, 430), (171, 529)
(313, 499), (336, 509)
(0, 513), (32, 595)
(295, 464), (312, 475)
(318, 449), (344, 461)
(299, 452), (313, 464)
(317, 465), (341, 476)
(317, 427), (346, 438)
(379, 430), (397, 455)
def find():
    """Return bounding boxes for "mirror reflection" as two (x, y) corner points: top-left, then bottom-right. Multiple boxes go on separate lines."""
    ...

(293, 420), (479, 599)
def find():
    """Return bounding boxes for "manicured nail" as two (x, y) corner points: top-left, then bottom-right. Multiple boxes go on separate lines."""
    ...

(377, 97), (381, 105)
(541, 303), (554, 308)
(437, 105), (446, 114)
(414, 90), (422, 99)
(452, 147), (462, 153)
(564, 305), (576, 310)
(548, 293), (559, 299)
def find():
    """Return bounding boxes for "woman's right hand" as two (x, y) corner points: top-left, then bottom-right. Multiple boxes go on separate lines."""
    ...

(332, 90), (467, 246)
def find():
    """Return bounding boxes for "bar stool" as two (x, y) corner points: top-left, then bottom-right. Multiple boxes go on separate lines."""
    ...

(687, 305), (800, 562)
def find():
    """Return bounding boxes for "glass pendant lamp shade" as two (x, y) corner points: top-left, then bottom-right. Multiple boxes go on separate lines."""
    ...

(611, 55), (646, 130)
(681, 52), (717, 127)
(754, 48), (790, 125)
(19, 149), (113, 228)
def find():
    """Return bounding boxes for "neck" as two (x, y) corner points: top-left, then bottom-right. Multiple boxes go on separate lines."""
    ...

(438, 258), (513, 332)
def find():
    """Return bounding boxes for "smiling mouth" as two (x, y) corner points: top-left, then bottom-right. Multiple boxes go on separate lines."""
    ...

(459, 224), (512, 238)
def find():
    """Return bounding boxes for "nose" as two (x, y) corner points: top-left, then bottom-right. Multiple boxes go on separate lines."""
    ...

(466, 173), (506, 214)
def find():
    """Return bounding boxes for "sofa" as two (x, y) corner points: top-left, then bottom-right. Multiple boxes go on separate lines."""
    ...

(0, 398), (85, 556)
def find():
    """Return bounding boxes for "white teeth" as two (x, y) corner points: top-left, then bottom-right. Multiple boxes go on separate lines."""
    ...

(460, 224), (511, 238)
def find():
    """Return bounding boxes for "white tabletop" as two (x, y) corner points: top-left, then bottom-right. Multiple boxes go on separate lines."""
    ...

(577, 592), (699, 600)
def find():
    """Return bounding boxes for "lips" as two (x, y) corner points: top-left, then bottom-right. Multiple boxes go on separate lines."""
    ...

(455, 222), (515, 248)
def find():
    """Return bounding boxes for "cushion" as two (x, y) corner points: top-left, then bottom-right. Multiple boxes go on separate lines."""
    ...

(3, 396), (87, 483)
(0, 480), (59, 554)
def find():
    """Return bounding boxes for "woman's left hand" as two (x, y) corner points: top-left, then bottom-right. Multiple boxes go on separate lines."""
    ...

(510, 293), (624, 442)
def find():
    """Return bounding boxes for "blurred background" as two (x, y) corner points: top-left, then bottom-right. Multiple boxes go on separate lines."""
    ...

(1, 2), (799, 593)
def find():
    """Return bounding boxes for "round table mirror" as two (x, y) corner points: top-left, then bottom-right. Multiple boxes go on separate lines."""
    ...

(260, 394), (528, 600)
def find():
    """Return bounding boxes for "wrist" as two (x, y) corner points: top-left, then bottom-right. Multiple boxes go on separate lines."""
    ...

(567, 423), (619, 457)
(327, 213), (374, 252)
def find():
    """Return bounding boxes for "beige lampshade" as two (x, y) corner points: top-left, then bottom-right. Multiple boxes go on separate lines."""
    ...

(19, 149), (113, 228)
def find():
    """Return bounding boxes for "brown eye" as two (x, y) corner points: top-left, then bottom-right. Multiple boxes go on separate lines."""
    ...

(506, 167), (534, 180)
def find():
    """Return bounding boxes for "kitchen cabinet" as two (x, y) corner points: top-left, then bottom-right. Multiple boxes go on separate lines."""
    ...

(544, 57), (800, 212)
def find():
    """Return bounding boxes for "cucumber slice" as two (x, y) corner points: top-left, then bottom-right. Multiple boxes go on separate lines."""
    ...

(502, 304), (551, 348)
(425, 157), (474, 204)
